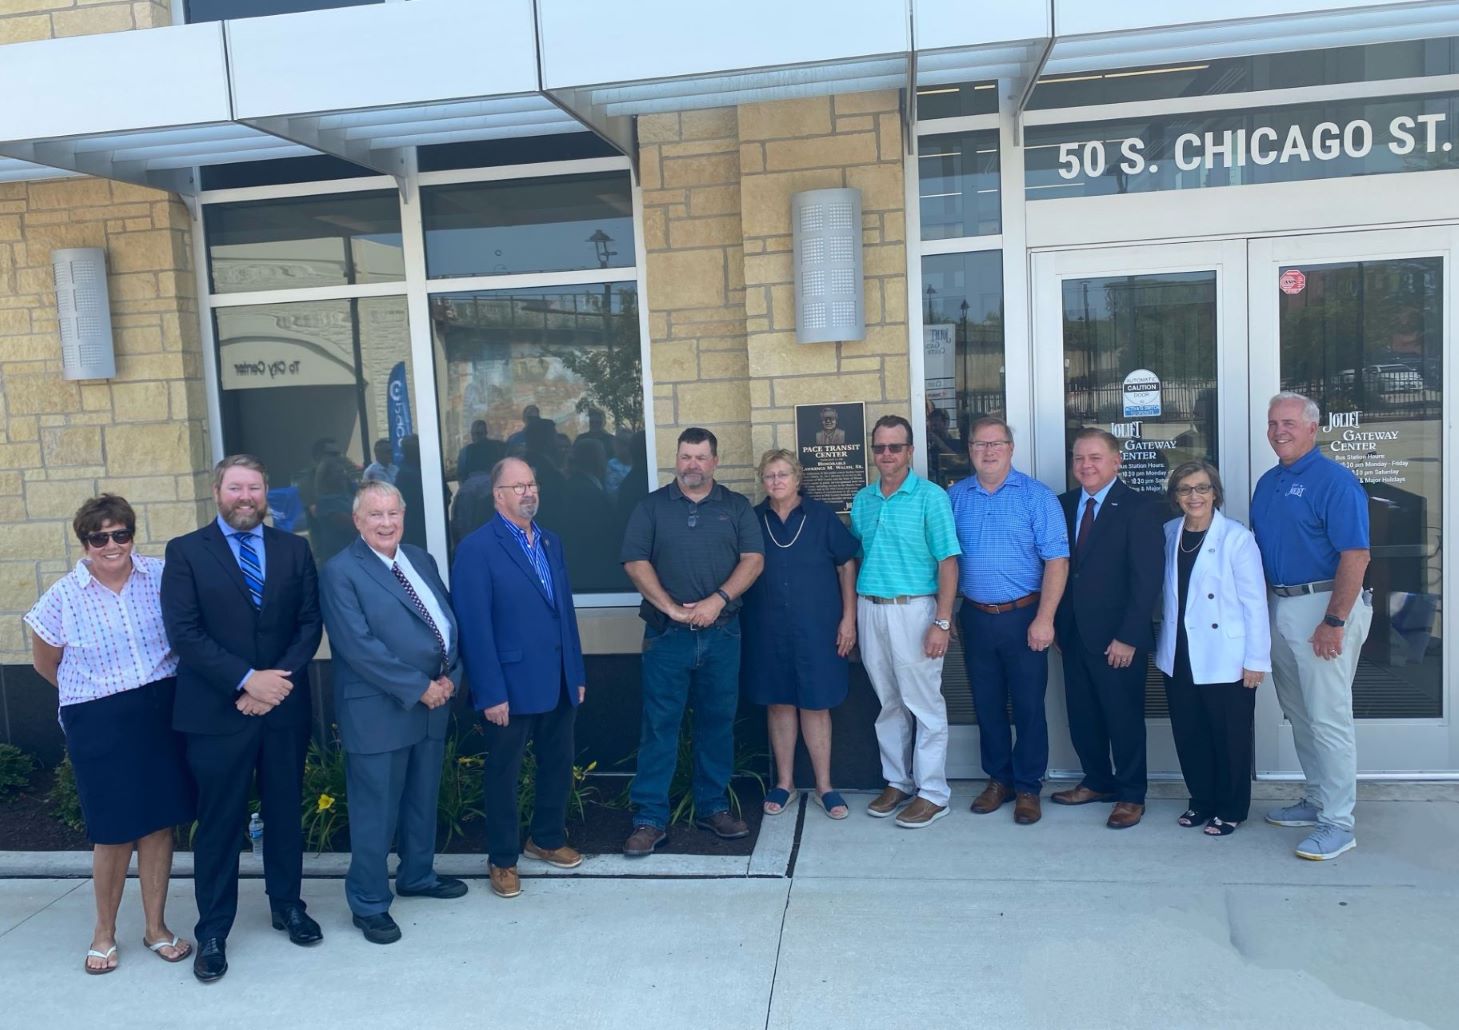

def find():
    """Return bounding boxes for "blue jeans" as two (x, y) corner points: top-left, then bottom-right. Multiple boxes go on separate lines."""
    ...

(958, 603), (1050, 795)
(630, 618), (742, 829)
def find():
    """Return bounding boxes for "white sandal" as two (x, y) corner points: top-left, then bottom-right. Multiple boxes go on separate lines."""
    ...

(143, 935), (192, 963)
(84, 944), (118, 975)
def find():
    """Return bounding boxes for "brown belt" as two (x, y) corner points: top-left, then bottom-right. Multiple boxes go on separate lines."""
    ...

(966, 591), (1040, 615)
(860, 594), (932, 605)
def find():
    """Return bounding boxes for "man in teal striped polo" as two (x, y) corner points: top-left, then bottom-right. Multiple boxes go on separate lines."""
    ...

(849, 415), (961, 828)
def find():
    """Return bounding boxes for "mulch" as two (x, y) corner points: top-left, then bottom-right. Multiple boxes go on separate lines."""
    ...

(0, 771), (91, 851)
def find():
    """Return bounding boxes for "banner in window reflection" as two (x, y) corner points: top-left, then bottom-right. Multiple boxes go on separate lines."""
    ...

(432, 284), (645, 594)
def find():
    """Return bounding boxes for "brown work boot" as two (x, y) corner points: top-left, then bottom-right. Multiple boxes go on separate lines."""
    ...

(971, 781), (1015, 814)
(1014, 791), (1042, 825)
(488, 864), (521, 898)
(623, 824), (668, 857)
(523, 839), (584, 869)
(1050, 784), (1117, 806)
(894, 797), (948, 828)
(1107, 802), (1145, 830)
(695, 810), (749, 839)
(866, 786), (912, 818)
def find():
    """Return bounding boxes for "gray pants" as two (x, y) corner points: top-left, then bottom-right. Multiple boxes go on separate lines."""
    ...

(1268, 590), (1372, 831)
(344, 735), (446, 916)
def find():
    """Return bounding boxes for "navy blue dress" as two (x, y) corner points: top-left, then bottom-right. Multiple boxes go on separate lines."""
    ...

(742, 495), (859, 709)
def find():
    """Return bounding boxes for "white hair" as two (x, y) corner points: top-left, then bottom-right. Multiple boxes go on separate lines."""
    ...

(1268, 391), (1320, 427)
(352, 479), (405, 515)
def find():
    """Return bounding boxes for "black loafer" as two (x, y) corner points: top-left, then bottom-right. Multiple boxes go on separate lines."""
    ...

(395, 875), (468, 899)
(193, 937), (227, 983)
(270, 902), (323, 946)
(352, 912), (402, 945)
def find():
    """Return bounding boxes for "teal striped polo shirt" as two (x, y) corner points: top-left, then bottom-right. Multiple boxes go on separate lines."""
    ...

(849, 471), (961, 597)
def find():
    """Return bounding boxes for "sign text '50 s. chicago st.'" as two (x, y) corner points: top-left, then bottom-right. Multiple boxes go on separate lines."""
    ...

(1055, 112), (1452, 180)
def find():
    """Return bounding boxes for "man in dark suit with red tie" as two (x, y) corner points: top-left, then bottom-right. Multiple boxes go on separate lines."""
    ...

(162, 455), (324, 983)
(1052, 429), (1164, 828)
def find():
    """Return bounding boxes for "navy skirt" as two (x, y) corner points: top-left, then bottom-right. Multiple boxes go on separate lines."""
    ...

(60, 678), (196, 845)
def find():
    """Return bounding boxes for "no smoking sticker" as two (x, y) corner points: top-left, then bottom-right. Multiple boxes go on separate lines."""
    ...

(1279, 268), (1307, 295)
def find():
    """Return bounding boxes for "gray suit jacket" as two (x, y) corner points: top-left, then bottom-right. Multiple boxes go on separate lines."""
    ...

(319, 536), (463, 755)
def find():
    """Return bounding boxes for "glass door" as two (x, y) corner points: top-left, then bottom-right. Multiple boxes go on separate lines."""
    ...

(1031, 242), (1249, 778)
(1249, 227), (1458, 775)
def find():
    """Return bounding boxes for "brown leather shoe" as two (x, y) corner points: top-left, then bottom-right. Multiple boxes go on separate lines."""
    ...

(970, 781), (1015, 814)
(523, 839), (584, 869)
(1050, 785), (1117, 806)
(1014, 791), (1042, 825)
(623, 824), (668, 857)
(894, 797), (948, 828)
(488, 864), (521, 898)
(1107, 802), (1145, 829)
(695, 810), (749, 839)
(866, 786), (912, 818)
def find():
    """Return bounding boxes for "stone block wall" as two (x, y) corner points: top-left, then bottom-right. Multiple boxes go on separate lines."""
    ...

(0, 0), (169, 43)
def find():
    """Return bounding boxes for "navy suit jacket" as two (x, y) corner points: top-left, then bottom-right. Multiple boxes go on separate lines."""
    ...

(1054, 478), (1165, 654)
(451, 517), (586, 715)
(319, 537), (463, 755)
(162, 521), (323, 735)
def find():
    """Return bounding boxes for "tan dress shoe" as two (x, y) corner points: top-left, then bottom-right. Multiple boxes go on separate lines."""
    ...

(488, 864), (521, 898)
(866, 786), (912, 818)
(1107, 802), (1145, 829)
(524, 839), (584, 869)
(1014, 791), (1042, 825)
(971, 781), (1014, 814)
(894, 797), (948, 828)
(1050, 785), (1117, 806)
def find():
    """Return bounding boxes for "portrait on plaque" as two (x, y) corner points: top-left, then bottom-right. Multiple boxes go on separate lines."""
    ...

(796, 402), (867, 513)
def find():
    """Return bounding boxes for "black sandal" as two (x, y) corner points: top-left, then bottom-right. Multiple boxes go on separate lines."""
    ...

(1178, 808), (1211, 828)
(1204, 817), (1241, 836)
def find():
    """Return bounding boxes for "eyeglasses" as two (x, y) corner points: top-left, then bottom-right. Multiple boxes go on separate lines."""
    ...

(970, 440), (1012, 451)
(870, 443), (908, 455)
(494, 482), (538, 495)
(84, 530), (134, 548)
(761, 471), (793, 482)
(1174, 483), (1215, 497)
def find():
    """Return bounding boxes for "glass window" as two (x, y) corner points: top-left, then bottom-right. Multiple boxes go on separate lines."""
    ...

(205, 192), (404, 294)
(432, 283), (645, 594)
(423, 174), (634, 279)
(916, 81), (1000, 120)
(918, 131), (1001, 239)
(215, 297), (423, 566)
(186, 0), (378, 22)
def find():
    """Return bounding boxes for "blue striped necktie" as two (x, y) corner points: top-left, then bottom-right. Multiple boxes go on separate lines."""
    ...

(234, 532), (263, 609)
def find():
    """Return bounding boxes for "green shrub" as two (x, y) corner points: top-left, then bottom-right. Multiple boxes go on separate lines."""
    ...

(437, 725), (485, 849)
(616, 716), (767, 826)
(300, 731), (349, 854)
(48, 756), (85, 832)
(0, 744), (35, 800)
(516, 743), (598, 830)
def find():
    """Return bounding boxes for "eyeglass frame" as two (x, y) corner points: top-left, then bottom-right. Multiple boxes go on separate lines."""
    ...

(493, 481), (539, 496)
(83, 529), (135, 548)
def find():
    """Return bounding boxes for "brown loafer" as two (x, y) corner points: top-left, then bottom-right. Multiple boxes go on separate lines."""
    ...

(623, 824), (668, 857)
(1014, 791), (1042, 825)
(866, 786), (912, 818)
(524, 839), (584, 869)
(970, 781), (1014, 814)
(1107, 802), (1145, 829)
(1050, 785), (1117, 806)
(488, 864), (521, 898)
(695, 810), (749, 839)
(894, 797), (948, 828)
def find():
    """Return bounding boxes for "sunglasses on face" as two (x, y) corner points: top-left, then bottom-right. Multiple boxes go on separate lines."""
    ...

(871, 443), (908, 455)
(85, 530), (134, 548)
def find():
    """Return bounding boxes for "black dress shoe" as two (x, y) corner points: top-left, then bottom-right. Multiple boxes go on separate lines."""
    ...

(193, 937), (227, 983)
(396, 875), (468, 899)
(352, 912), (402, 945)
(270, 902), (323, 946)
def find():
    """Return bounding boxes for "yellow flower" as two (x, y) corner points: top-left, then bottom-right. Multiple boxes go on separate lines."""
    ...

(316, 794), (335, 813)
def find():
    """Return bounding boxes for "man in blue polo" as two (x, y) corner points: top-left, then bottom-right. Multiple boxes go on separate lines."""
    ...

(851, 414), (961, 828)
(948, 416), (1069, 826)
(1251, 392), (1371, 861)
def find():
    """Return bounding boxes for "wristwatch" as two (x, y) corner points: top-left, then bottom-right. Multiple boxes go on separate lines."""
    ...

(932, 618), (951, 631)
(1323, 613), (1346, 628)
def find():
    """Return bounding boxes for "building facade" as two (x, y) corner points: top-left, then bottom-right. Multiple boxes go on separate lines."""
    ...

(2, 0), (1456, 780)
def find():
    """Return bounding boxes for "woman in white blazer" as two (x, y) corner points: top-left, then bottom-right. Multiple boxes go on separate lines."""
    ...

(1156, 460), (1271, 836)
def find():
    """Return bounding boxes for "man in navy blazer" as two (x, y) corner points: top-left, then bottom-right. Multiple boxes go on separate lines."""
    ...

(319, 480), (469, 945)
(452, 457), (587, 900)
(1052, 429), (1164, 829)
(162, 455), (324, 983)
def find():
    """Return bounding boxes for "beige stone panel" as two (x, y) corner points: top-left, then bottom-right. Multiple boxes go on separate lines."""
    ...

(26, 479), (98, 519)
(641, 206), (668, 250)
(638, 149), (662, 191)
(845, 164), (903, 212)
(8, 520), (66, 560)
(877, 112), (903, 162)
(742, 239), (764, 255)
(641, 188), (688, 208)
(114, 352), (189, 381)
(884, 276), (907, 322)
(40, 425), (102, 466)
(116, 324), (164, 353)
(688, 185), (739, 217)
(726, 248), (745, 292)
(28, 178), (114, 211)
(742, 250), (793, 287)
(104, 422), (193, 477)
(0, 306), (31, 332)
(840, 356), (882, 373)
(109, 229), (185, 273)
(773, 371), (882, 408)
(768, 284), (795, 327)
(679, 108), (737, 141)
(699, 350), (748, 380)
(751, 422), (776, 462)
(650, 340), (698, 382)
(79, 383), (110, 411)
(13, 265), (52, 295)
(0, 561), (38, 611)
(98, 475), (177, 503)
(738, 143), (764, 174)
(862, 227), (882, 246)
(835, 114), (875, 132)
(111, 380), (168, 421)
(0, 12), (52, 40)
(0, 495), (27, 521)
(648, 311), (669, 339)
(749, 379), (772, 408)
(133, 1), (170, 29)
(8, 417), (39, 442)
(744, 286), (768, 317)
(695, 334), (745, 352)
(0, 215), (22, 241)
(661, 138), (738, 158)
(764, 133), (878, 172)
(745, 315), (769, 334)
(669, 319), (742, 339)
(883, 355), (910, 402)
(864, 243), (906, 277)
(840, 323), (908, 357)
(0, 470), (21, 494)
(763, 235), (793, 253)
(662, 153), (738, 188)
(0, 0), (70, 13)
(646, 249), (726, 310)
(667, 215), (741, 249)
(747, 332), (836, 376)
(833, 91), (899, 116)
(52, 4), (133, 34)
(739, 168), (842, 238)
(6, 375), (80, 415)
(140, 500), (208, 543)
(863, 280), (884, 324)
(0, 442), (42, 468)
(710, 422), (754, 466)
(676, 379), (749, 424)
(110, 272), (159, 301)
(739, 97), (832, 141)
(638, 114), (681, 144)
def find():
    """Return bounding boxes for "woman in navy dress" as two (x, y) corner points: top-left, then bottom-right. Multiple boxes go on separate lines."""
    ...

(742, 449), (859, 819)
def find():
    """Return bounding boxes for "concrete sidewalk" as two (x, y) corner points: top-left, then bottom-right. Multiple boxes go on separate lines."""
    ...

(2, 784), (1455, 1029)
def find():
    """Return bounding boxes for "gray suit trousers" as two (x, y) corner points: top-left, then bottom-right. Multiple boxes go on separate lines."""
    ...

(344, 734), (446, 916)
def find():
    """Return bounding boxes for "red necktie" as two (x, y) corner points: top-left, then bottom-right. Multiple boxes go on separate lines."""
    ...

(1075, 497), (1095, 554)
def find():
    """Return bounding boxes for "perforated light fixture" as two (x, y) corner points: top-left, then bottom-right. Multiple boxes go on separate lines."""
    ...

(792, 188), (864, 344)
(53, 248), (116, 381)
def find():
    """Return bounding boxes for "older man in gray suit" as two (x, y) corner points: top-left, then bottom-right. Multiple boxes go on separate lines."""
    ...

(319, 480), (468, 945)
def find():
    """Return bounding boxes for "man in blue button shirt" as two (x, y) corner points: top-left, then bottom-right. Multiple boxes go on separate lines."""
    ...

(1251, 392), (1371, 861)
(948, 417), (1068, 826)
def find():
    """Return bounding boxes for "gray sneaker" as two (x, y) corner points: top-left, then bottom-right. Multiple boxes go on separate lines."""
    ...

(1265, 798), (1320, 827)
(1295, 824), (1356, 861)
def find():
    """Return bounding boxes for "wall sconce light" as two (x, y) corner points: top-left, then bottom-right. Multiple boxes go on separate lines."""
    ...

(791, 187), (864, 344)
(52, 247), (116, 380)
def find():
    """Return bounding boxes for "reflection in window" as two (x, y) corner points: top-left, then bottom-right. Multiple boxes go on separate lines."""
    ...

(916, 81), (999, 120)
(214, 297), (422, 564)
(186, 0), (377, 22)
(1279, 257), (1443, 719)
(423, 174), (634, 278)
(918, 131), (1001, 239)
(205, 192), (403, 294)
(920, 252), (1005, 488)
(432, 284), (645, 594)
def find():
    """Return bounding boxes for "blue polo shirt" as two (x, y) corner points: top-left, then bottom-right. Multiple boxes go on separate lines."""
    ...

(850, 472), (960, 597)
(1250, 447), (1369, 586)
(948, 468), (1068, 603)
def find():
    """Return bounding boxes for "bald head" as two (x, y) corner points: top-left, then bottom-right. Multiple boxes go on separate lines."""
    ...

(491, 457), (540, 527)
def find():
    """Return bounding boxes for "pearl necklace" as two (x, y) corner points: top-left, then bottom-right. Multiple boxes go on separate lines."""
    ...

(763, 510), (807, 549)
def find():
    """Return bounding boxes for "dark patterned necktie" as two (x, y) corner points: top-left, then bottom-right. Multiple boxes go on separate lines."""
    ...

(1075, 497), (1096, 555)
(392, 562), (446, 675)
(234, 533), (263, 609)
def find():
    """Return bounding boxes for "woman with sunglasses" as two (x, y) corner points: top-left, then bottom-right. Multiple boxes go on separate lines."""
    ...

(25, 495), (195, 974)
(1154, 461), (1271, 837)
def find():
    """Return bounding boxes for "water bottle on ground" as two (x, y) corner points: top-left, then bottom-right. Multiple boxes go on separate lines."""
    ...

(247, 812), (264, 854)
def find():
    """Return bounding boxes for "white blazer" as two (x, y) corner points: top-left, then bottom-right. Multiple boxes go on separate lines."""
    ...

(1155, 509), (1272, 683)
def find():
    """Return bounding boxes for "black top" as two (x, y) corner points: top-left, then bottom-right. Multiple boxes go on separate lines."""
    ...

(1174, 526), (1207, 676)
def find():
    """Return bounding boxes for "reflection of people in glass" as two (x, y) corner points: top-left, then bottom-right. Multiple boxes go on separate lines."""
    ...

(450, 459), (495, 549)
(523, 417), (567, 530)
(506, 405), (541, 455)
(926, 407), (960, 483)
(577, 408), (615, 451)
(1173, 388), (1218, 465)
(456, 419), (504, 482)
(615, 430), (650, 523)
(362, 438), (397, 485)
(1155, 460), (1269, 837)
(605, 429), (634, 500)
(815, 406), (846, 446)
(560, 437), (618, 590)
(396, 435), (434, 551)
(310, 455), (359, 564)
(294, 437), (341, 528)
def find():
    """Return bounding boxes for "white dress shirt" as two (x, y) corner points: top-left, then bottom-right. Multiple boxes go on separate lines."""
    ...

(369, 543), (453, 653)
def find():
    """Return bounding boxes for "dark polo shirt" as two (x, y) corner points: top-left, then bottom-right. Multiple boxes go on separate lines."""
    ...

(620, 479), (762, 624)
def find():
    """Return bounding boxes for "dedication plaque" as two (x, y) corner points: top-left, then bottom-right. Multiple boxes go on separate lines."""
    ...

(795, 402), (867, 513)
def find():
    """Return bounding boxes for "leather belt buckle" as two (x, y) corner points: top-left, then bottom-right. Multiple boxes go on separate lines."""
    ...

(1272, 579), (1336, 598)
(969, 591), (1040, 615)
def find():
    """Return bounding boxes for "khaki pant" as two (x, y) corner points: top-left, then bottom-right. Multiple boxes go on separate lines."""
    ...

(858, 595), (950, 807)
